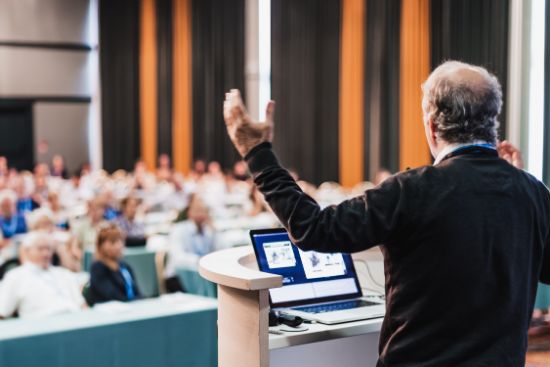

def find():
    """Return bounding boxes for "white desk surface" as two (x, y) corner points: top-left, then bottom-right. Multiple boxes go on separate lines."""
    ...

(269, 316), (383, 350)
(0, 293), (218, 341)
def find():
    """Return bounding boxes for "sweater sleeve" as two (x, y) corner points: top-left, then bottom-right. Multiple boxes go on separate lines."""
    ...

(245, 143), (409, 253)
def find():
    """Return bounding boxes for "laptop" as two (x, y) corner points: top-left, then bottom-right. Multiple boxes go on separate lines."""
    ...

(250, 228), (385, 325)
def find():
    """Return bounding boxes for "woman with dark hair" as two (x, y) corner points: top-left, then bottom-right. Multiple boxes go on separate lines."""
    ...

(88, 223), (141, 305)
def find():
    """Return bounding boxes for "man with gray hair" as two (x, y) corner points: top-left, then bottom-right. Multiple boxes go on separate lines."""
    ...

(0, 231), (85, 319)
(223, 61), (550, 366)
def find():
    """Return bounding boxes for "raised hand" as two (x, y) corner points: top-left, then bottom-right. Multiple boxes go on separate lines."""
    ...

(497, 140), (524, 169)
(223, 89), (275, 157)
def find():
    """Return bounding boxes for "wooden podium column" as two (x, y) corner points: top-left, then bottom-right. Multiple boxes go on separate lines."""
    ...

(218, 286), (270, 367)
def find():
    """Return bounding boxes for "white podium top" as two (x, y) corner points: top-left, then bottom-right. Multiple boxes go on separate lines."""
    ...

(199, 245), (283, 291)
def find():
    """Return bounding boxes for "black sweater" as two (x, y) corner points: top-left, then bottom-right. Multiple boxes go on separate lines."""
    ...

(88, 260), (141, 306)
(246, 142), (550, 367)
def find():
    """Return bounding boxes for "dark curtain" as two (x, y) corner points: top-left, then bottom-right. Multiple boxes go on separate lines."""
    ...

(544, 1), (550, 185)
(363, 0), (401, 179)
(191, 0), (245, 169)
(157, 0), (173, 158)
(271, 0), (340, 185)
(431, 0), (510, 139)
(99, 0), (141, 172)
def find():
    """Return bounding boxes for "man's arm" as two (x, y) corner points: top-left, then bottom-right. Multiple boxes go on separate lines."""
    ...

(223, 90), (409, 253)
(246, 143), (409, 253)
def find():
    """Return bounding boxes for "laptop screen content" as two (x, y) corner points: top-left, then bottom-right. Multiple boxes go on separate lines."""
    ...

(251, 229), (362, 308)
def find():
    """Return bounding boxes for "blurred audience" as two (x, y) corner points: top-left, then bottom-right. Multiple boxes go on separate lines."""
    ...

(0, 189), (27, 240)
(88, 224), (141, 305)
(12, 175), (39, 214)
(114, 196), (146, 245)
(51, 155), (68, 179)
(232, 161), (249, 181)
(0, 231), (86, 319)
(71, 199), (107, 251)
(165, 195), (218, 292)
(27, 208), (80, 272)
(157, 154), (173, 182)
(188, 159), (206, 181)
(0, 152), (372, 320)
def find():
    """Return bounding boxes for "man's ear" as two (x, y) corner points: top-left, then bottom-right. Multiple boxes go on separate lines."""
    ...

(428, 118), (438, 143)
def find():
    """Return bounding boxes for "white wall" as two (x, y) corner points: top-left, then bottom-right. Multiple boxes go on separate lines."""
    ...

(0, 0), (95, 173)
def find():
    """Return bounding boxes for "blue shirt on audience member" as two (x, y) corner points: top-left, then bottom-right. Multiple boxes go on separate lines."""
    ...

(103, 207), (120, 221)
(16, 198), (38, 214)
(0, 213), (27, 238)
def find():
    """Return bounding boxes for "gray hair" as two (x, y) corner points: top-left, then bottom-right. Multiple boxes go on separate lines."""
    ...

(0, 189), (17, 205)
(422, 61), (502, 145)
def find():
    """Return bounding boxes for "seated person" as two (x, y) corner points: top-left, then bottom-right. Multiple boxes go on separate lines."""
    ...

(165, 195), (218, 292)
(45, 191), (70, 230)
(88, 223), (141, 305)
(113, 196), (146, 245)
(97, 190), (120, 220)
(51, 154), (68, 179)
(27, 208), (81, 272)
(71, 198), (107, 251)
(0, 189), (27, 241)
(187, 159), (206, 182)
(0, 231), (86, 319)
(232, 161), (249, 181)
(12, 175), (39, 214)
(156, 153), (173, 182)
(31, 173), (49, 206)
(132, 160), (155, 191)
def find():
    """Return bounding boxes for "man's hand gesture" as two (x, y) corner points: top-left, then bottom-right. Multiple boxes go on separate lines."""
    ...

(497, 140), (524, 169)
(223, 89), (275, 157)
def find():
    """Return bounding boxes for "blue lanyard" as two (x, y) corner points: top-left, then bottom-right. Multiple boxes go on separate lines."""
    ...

(119, 265), (136, 301)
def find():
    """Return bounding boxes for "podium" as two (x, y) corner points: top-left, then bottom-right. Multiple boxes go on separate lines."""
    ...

(200, 246), (383, 367)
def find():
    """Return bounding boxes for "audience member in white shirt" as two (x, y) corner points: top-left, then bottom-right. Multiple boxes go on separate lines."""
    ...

(164, 195), (219, 292)
(0, 231), (86, 319)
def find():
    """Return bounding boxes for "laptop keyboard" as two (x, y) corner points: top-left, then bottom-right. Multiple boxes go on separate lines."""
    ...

(292, 299), (378, 314)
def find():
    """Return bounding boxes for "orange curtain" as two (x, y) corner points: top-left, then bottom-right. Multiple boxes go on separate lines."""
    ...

(173, 0), (193, 175)
(399, 0), (431, 170)
(339, 0), (365, 187)
(140, 0), (158, 170)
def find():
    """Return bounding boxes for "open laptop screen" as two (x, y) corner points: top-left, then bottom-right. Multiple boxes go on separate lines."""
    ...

(250, 229), (363, 308)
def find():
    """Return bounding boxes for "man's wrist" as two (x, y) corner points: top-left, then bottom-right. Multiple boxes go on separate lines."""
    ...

(244, 142), (272, 160)
(245, 142), (279, 174)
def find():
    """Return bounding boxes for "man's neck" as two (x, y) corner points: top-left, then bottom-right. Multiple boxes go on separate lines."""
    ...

(433, 140), (494, 165)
